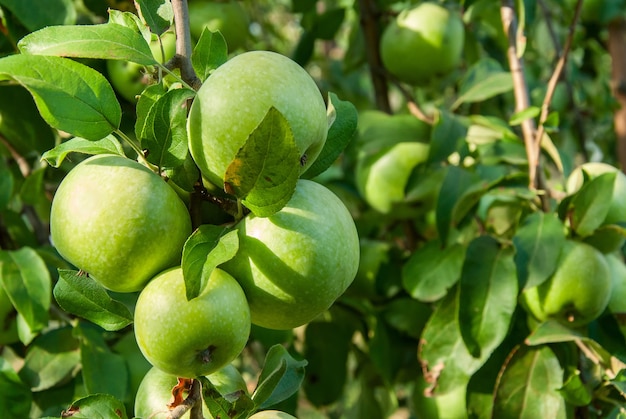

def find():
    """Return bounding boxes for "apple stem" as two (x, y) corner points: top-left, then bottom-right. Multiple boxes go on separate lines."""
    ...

(113, 129), (160, 173)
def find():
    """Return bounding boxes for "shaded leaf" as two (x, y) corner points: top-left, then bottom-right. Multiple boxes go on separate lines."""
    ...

(402, 240), (465, 302)
(200, 375), (255, 419)
(18, 23), (156, 65)
(192, 29), (228, 82)
(252, 344), (308, 409)
(0, 247), (50, 334)
(428, 111), (468, 164)
(135, 83), (169, 140)
(53, 269), (133, 331)
(0, 55), (121, 140)
(570, 172), (615, 237)
(513, 212), (566, 290)
(302, 92), (358, 180)
(224, 107), (300, 217)
(492, 345), (568, 418)
(0, 0), (75, 31)
(509, 106), (540, 126)
(0, 357), (32, 419)
(458, 236), (517, 359)
(139, 88), (195, 169)
(41, 135), (125, 168)
(452, 59), (514, 110)
(181, 225), (239, 301)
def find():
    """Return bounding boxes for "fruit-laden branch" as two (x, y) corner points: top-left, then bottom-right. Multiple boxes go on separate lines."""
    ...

(534, 0), (582, 165)
(500, 1), (549, 211)
(170, 0), (201, 90)
(357, 0), (391, 113)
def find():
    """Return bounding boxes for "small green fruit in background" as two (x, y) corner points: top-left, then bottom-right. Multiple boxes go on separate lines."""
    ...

(134, 267), (250, 378)
(188, 0), (249, 51)
(521, 240), (611, 328)
(50, 154), (192, 293)
(106, 30), (177, 103)
(248, 410), (297, 419)
(222, 179), (360, 330)
(187, 51), (328, 188)
(380, 2), (465, 85)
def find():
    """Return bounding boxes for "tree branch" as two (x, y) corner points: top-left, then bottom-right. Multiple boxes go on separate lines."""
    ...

(357, 0), (391, 113)
(170, 0), (201, 90)
(168, 379), (203, 419)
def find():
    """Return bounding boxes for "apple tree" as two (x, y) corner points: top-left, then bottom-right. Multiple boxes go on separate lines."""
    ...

(1, 0), (626, 418)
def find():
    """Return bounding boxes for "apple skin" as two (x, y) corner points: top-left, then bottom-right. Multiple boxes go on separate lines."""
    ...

(248, 411), (297, 419)
(188, 0), (249, 52)
(221, 179), (360, 330)
(107, 31), (177, 103)
(187, 51), (329, 188)
(520, 240), (611, 328)
(50, 154), (192, 293)
(380, 2), (465, 85)
(134, 267), (251, 378)
(411, 374), (468, 419)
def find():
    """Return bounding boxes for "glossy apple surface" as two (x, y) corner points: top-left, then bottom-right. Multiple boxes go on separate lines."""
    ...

(187, 51), (328, 188)
(50, 154), (191, 293)
(380, 2), (464, 85)
(521, 240), (611, 328)
(134, 267), (251, 378)
(222, 179), (360, 330)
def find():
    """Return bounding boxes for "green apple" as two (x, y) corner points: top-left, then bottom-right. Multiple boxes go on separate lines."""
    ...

(188, 0), (249, 52)
(134, 366), (209, 419)
(50, 154), (191, 293)
(248, 410), (297, 419)
(222, 179), (360, 330)
(566, 162), (626, 252)
(380, 2), (465, 85)
(107, 30), (177, 103)
(521, 240), (611, 328)
(134, 267), (251, 378)
(187, 50), (329, 188)
(606, 253), (626, 338)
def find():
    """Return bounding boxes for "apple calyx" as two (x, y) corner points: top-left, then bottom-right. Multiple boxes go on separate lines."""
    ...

(198, 345), (217, 364)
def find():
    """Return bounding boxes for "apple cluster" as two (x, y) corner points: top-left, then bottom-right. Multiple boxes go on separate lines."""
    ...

(50, 49), (359, 415)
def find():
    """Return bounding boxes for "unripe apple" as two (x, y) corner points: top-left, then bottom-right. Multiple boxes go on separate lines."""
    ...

(188, 0), (249, 51)
(222, 179), (360, 330)
(187, 51), (328, 188)
(248, 410), (297, 419)
(380, 2), (465, 85)
(134, 267), (251, 378)
(50, 154), (192, 293)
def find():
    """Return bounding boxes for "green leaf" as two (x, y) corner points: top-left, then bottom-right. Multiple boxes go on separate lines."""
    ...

(309, 8), (345, 40)
(509, 106), (540, 126)
(108, 9), (151, 42)
(302, 92), (358, 180)
(428, 110), (468, 164)
(77, 325), (129, 402)
(419, 289), (490, 395)
(200, 375), (255, 419)
(570, 172), (615, 237)
(402, 240), (465, 302)
(41, 135), (125, 167)
(18, 23), (156, 65)
(513, 212), (566, 290)
(135, 83), (168, 140)
(192, 29), (228, 82)
(181, 225), (239, 301)
(53, 269), (133, 331)
(0, 357), (32, 419)
(224, 107), (301, 217)
(0, 55), (121, 140)
(135, 0), (174, 35)
(62, 394), (129, 419)
(0, 247), (50, 335)
(559, 367), (593, 407)
(252, 344), (308, 409)
(17, 327), (80, 391)
(0, 162), (13, 211)
(139, 87), (195, 169)
(492, 345), (568, 418)
(0, 0), (76, 31)
(452, 58), (514, 110)
(458, 236), (517, 359)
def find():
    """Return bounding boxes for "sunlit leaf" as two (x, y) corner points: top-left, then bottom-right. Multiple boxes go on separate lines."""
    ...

(41, 135), (125, 168)
(192, 29), (228, 82)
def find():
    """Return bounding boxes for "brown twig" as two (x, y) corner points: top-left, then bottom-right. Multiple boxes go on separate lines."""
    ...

(386, 73), (435, 124)
(500, 1), (550, 211)
(168, 379), (203, 419)
(535, 0), (582, 156)
(0, 134), (30, 178)
(357, 0), (391, 113)
(170, 0), (201, 90)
